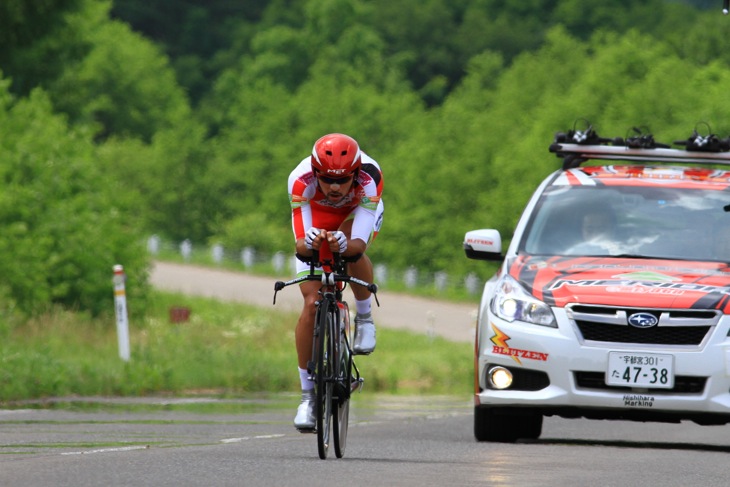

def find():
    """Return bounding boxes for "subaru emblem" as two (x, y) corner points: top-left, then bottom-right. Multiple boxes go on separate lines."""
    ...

(627, 312), (658, 328)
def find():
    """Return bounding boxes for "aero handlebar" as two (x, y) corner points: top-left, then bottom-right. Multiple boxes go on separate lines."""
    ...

(272, 250), (379, 305)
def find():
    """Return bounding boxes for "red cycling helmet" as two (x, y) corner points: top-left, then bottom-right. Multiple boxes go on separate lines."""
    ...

(311, 133), (362, 178)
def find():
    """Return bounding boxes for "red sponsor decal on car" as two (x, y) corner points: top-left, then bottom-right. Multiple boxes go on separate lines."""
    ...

(509, 255), (730, 312)
(489, 324), (549, 365)
(466, 238), (494, 246)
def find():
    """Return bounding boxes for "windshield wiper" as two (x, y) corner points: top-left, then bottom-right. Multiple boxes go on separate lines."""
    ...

(564, 253), (676, 260)
(609, 253), (701, 261)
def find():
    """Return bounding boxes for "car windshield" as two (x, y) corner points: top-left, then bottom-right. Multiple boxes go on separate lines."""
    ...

(521, 182), (730, 262)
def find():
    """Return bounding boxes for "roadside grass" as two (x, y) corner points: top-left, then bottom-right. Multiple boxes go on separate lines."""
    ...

(0, 291), (472, 404)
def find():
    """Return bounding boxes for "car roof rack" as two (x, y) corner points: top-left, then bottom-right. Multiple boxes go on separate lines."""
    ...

(550, 121), (730, 169)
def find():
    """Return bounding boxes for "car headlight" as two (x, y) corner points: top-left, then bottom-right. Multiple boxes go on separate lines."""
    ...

(491, 274), (556, 327)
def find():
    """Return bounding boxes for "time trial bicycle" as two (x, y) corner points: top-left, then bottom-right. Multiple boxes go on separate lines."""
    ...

(273, 246), (379, 459)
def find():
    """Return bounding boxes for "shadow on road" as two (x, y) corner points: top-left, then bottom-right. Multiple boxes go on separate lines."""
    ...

(533, 438), (730, 453)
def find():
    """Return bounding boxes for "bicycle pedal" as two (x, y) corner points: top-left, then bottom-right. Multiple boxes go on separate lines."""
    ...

(296, 427), (316, 434)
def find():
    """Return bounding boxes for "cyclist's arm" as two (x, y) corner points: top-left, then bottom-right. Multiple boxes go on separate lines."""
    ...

(295, 229), (334, 256)
(345, 237), (367, 256)
(348, 172), (381, 256)
(297, 232), (360, 257)
(288, 157), (315, 241)
(295, 238), (312, 257)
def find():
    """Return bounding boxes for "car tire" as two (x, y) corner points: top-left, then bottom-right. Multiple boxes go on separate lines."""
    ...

(517, 413), (543, 440)
(474, 406), (543, 442)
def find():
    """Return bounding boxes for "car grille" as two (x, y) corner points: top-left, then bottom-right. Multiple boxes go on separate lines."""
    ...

(575, 371), (707, 394)
(567, 305), (719, 346)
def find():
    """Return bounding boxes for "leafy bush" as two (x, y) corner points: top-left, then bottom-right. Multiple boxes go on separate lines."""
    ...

(0, 82), (149, 316)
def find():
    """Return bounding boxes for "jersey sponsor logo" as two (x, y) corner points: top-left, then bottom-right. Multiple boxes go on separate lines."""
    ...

(360, 196), (380, 211)
(374, 211), (384, 232)
(289, 194), (308, 209)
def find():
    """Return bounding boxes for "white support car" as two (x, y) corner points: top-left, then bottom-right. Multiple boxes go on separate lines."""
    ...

(464, 125), (730, 442)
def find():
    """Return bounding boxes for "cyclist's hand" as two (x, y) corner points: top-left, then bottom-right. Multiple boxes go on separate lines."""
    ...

(305, 227), (324, 250)
(328, 231), (348, 254)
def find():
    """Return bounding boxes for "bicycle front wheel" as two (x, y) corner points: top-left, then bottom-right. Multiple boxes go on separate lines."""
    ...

(315, 304), (334, 460)
(333, 303), (351, 458)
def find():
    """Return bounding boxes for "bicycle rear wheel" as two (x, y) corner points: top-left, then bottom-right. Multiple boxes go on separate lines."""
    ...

(315, 304), (334, 460)
(333, 303), (351, 458)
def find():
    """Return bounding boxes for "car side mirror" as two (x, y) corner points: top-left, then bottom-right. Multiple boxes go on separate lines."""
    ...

(464, 229), (502, 261)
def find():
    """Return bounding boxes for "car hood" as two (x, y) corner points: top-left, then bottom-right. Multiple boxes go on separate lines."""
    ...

(508, 255), (730, 311)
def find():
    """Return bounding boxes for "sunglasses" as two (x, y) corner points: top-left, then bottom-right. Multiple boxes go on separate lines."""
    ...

(317, 174), (353, 185)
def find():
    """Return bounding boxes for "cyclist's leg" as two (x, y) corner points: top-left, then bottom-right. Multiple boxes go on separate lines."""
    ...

(293, 279), (320, 430)
(295, 280), (320, 370)
(339, 200), (383, 354)
(347, 253), (374, 301)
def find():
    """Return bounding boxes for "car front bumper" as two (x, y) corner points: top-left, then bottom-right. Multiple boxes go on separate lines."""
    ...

(476, 307), (730, 422)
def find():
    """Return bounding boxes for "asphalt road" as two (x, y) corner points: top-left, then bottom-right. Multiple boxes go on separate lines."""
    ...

(149, 261), (479, 344)
(3, 395), (730, 486)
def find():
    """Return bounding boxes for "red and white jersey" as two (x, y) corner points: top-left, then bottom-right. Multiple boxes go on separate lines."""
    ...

(288, 152), (383, 244)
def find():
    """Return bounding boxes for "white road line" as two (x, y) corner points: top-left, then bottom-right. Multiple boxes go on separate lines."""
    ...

(61, 445), (149, 455)
(220, 434), (285, 443)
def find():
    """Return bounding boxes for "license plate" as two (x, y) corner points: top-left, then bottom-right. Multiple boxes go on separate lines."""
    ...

(606, 352), (674, 389)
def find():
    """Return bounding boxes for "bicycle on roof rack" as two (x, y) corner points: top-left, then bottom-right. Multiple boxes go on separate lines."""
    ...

(549, 121), (730, 169)
(273, 246), (378, 459)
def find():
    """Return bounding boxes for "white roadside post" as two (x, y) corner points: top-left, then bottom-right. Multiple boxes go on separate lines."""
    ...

(113, 265), (131, 362)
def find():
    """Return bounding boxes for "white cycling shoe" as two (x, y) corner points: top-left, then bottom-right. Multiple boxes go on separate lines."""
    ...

(294, 389), (316, 431)
(353, 312), (376, 355)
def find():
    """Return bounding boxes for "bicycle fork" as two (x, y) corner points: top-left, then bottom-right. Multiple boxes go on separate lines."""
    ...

(308, 299), (364, 402)
(337, 306), (364, 400)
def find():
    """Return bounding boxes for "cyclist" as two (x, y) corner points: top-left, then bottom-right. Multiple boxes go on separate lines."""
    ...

(289, 133), (384, 430)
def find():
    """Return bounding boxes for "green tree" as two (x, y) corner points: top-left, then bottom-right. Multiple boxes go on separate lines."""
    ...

(0, 0), (84, 94)
(110, 0), (270, 103)
(50, 4), (190, 142)
(0, 81), (150, 316)
(1, 0), (190, 142)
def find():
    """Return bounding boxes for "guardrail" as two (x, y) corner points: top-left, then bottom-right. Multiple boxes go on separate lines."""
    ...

(147, 235), (483, 296)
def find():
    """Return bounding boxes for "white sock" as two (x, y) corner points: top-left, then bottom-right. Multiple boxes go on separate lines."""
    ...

(355, 297), (372, 316)
(299, 367), (314, 391)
